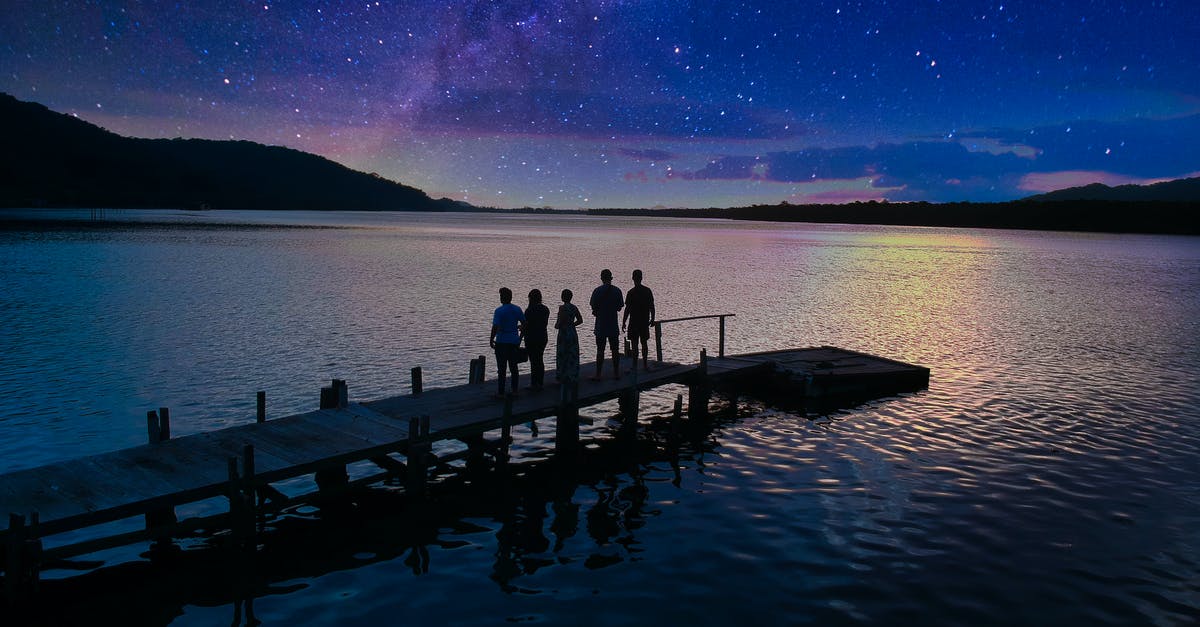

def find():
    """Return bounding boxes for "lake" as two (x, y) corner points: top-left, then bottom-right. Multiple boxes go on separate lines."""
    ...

(1, 210), (1198, 625)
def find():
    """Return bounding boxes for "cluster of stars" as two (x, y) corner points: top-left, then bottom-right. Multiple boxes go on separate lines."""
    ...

(0, 1), (1196, 207)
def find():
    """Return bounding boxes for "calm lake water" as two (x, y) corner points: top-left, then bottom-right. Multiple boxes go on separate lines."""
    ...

(1, 210), (1199, 625)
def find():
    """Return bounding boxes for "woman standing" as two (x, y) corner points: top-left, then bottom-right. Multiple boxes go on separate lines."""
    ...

(554, 288), (584, 401)
(524, 289), (551, 390)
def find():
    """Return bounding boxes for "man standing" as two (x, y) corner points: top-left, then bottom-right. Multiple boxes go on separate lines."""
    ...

(490, 287), (525, 397)
(622, 269), (656, 372)
(589, 268), (624, 380)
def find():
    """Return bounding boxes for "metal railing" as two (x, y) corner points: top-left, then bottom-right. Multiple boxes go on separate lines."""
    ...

(653, 313), (735, 362)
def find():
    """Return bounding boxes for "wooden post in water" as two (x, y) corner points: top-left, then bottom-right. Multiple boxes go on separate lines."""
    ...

(555, 380), (580, 454)
(256, 391), (266, 423)
(654, 322), (663, 363)
(4, 513), (40, 603)
(719, 316), (726, 358)
(671, 394), (684, 439)
(242, 445), (258, 547)
(320, 379), (349, 409)
(689, 349), (711, 420)
(145, 409), (178, 545)
(411, 366), (423, 395)
(406, 416), (429, 499)
(315, 381), (349, 497)
(500, 396), (514, 462)
(618, 381), (640, 435)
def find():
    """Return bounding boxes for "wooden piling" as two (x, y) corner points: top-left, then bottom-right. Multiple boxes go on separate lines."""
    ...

(671, 394), (684, 438)
(655, 322), (663, 363)
(4, 513), (38, 603)
(256, 391), (266, 423)
(145, 409), (178, 536)
(404, 416), (433, 499)
(146, 410), (160, 444)
(556, 380), (580, 453)
(719, 316), (726, 358)
(500, 397), (513, 461)
(319, 385), (338, 410)
(411, 367), (423, 395)
(334, 379), (348, 408)
(242, 445), (258, 547)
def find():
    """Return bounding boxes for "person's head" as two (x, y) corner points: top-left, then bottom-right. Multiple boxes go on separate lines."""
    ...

(528, 288), (542, 305)
(600, 268), (613, 284)
(632, 269), (643, 284)
(499, 287), (512, 304)
(561, 288), (573, 303)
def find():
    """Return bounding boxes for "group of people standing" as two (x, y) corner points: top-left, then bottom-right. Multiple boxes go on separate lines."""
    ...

(489, 269), (656, 398)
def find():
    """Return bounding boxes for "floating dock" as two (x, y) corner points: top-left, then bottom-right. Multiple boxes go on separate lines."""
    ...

(1, 343), (928, 600)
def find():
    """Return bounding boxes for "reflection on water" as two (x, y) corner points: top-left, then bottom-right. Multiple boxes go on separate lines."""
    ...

(2, 210), (1200, 624)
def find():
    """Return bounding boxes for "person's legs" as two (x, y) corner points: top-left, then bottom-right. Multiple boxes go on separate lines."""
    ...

(608, 335), (620, 378)
(528, 339), (547, 387)
(494, 344), (510, 395)
(508, 351), (519, 393)
(640, 336), (651, 369)
(593, 335), (606, 379)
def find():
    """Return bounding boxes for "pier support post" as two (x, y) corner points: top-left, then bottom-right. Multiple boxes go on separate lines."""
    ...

(411, 367), (423, 395)
(655, 322), (663, 363)
(618, 382), (640, 435)
(241, 445), (259, 549)
(719, 316), (726, 358)
(256, 391), (266, 423)
(4, 513), (42, 604)
(556, 381), (580, 454)
(689, 350), (711, 420)
(315, 382), (350, 497)
(226, 457), (255, 552)
(500, 397), (513, 462)
(469, 355), (487, 384)
(145, 409), (179, 555)
(319, 379), (348, 410)
(405, 416), (431, 499)
(671, 394), (684, 439)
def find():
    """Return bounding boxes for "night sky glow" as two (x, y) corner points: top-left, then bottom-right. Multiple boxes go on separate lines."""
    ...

(2, 1), (1198, 209)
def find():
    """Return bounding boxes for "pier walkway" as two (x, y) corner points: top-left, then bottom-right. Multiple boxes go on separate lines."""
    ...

(1, 345), (928, 596)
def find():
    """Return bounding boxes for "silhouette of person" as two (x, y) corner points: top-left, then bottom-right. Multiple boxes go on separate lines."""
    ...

(555, 289), (584, 396)
(490, 287), (525, 397)
(589, 269), (624, 380)
(622, 269), (656, 372)
(524, 289), (550, 390)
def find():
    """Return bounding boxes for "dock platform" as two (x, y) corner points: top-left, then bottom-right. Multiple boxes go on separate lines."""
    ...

(0, 346), (927, 595)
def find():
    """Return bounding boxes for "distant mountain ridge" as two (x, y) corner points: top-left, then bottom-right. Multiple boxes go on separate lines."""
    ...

(0, 93), (465, 211)
(1024, 177), (1200, 202)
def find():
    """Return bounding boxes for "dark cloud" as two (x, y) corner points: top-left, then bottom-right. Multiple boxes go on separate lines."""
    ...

(670, 114), (1200, 202)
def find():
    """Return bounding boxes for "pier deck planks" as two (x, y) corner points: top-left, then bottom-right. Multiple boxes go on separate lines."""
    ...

(0, 348), (927, 547)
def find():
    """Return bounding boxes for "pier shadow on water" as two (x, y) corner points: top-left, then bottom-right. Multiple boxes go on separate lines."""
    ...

(3, 391), (901, 626)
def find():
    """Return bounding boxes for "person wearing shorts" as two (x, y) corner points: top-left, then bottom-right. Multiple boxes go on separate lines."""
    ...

(622, 269), (656, 372)
(589, 268), (624, 380)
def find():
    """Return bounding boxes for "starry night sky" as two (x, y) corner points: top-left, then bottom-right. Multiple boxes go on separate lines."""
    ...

(2, 1), (1198, 209)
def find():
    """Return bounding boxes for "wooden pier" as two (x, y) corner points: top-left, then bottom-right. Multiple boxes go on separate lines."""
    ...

(0, 342), (927, 600)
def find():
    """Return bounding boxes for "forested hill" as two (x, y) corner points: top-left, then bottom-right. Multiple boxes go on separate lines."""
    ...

(0, 93), (465, 211)
(1024, 177), (1200, 202)
(589, 198), (1199, 235)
